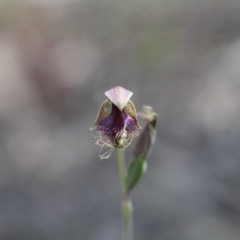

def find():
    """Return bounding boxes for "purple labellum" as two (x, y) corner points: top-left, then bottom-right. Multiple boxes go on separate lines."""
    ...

(90, 86), (141, 159)
(97, 103), (139, 149)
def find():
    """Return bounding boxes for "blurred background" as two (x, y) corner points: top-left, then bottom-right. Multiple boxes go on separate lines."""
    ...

(0, 0), (240, 239)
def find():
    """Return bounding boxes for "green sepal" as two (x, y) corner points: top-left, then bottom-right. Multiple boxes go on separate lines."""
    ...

(90, 99), (112, 130)
(126, 159), (148, 193)
(124, 100), (141, 129)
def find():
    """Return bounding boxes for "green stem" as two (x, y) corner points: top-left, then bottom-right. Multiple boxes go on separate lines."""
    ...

(117, 149), (133, 240)
(117, 149), (127, 192)
(122, 195), (133, 240)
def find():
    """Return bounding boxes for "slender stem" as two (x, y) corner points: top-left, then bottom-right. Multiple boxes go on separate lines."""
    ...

(122, 195), (133, 240)
(117, 149), (133, 240)
(117, 149), (127, 192)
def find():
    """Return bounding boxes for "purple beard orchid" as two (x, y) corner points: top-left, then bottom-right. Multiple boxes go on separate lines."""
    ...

(90, 86), (141, 159)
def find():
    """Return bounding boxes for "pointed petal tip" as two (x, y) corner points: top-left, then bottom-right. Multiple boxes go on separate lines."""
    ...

(90, 121), (97, 130)
(105, 86), (133, 110)
(136, 124), (142, 129)
(90, 124), (96, 130)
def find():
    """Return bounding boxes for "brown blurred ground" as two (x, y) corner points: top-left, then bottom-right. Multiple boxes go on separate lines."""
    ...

(0, 0), (240, 240)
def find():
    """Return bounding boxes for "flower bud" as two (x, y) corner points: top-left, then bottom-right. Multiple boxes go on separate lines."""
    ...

(133, 106), (157, 160)
(126, 106), (157, 192)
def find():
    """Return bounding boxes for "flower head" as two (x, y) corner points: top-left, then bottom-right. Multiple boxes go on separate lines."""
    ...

(90, 86), (141, 159)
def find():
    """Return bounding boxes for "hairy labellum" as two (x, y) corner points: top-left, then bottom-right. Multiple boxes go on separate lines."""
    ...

(90, 86), (141, 159)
